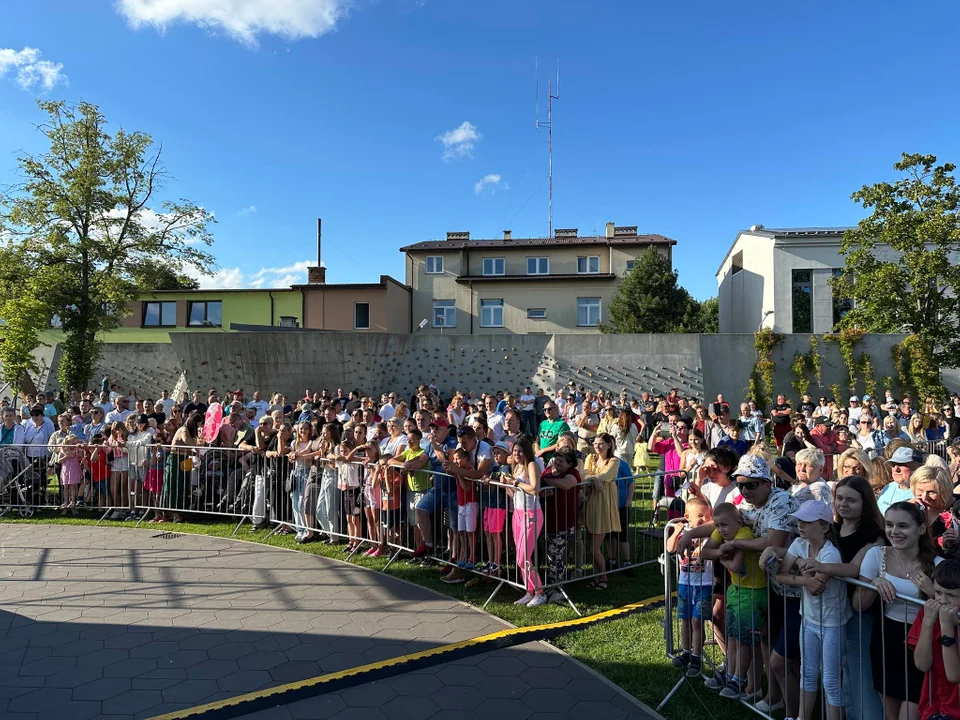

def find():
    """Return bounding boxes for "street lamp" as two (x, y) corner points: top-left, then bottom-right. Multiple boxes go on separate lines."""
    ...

(758, 310), (774, 331)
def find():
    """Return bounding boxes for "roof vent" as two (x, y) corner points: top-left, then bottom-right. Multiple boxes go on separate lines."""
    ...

(749, 224), (765, 232)
(613, 226), (638, 237)
(446, 231), (470, 241)
(554, 228), (578, 238)
(503, 230), (512, 240)
(605, 222), (615, 238)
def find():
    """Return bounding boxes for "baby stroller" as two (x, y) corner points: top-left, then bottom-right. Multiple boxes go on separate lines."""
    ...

(0, 446), (38, 517)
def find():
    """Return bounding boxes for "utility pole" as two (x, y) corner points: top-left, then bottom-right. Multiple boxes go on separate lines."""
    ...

(536, 58), (560, 238)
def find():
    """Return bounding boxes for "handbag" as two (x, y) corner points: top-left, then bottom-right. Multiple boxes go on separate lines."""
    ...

(180, 457), (193, 472)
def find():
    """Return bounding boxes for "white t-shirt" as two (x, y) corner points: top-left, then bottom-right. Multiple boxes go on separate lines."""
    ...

(699, 481), (741, 508)
(848, 407), (862, 424)
(787, 538), (850, 627)
(520, 393), (535, 411)
(486, 412), (506, 443)
(247, 400), (270, 421)
(790, 480), (832, 505)
(676, 521), (714, 587)
(859, 545), (942, 623)
(96, 401), (114, 414)
(105, 408), (133, 425)
(379, 403), (395, 422)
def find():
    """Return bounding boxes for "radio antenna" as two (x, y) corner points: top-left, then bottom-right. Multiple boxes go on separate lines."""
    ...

(535, 58), (560, 238)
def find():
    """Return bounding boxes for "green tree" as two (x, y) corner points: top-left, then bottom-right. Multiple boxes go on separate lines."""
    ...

(694, 296), (719, 333)
(831, 153), (960, 392)
(601, 246), (708, 333)
(0, 101), (214, 393)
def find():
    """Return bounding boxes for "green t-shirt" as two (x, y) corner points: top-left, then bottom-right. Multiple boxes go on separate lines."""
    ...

(397, 447), (431, 492)
(537, 418), (569, 459)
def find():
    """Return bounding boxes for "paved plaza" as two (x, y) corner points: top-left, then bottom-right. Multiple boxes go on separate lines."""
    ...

(0, 524), (658, 719)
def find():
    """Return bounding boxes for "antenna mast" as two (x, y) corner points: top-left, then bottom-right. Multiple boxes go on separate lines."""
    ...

(536, 58), (560, 238)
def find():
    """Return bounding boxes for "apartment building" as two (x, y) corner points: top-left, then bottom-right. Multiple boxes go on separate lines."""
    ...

(401, 223), (677, 334)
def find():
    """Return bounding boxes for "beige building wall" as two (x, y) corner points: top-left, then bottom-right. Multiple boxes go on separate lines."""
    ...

(302, 283), (410, 333)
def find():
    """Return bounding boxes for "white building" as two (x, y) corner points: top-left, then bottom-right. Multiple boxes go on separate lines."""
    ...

(715, 226), (856, 334)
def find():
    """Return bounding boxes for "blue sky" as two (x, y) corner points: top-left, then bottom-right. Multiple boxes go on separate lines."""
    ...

(2, 0), (958, 299)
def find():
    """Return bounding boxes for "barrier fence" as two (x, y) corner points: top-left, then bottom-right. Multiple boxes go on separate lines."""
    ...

(0, 439), (684, 613)
(660, 521), (959, 720)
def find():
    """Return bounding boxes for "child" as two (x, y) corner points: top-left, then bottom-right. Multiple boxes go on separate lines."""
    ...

(107, 422), (133, 520)
(478, 441), (511, 577)
(907, 558), (960, 717)
(702, 502), (767, 699)
(760, 500), (847, 720)
(85, 433), (110, 509)
(540, 447), (581, 598)
(665, 497), (714, 677)
(717, 421), (748, 457)
(336, 438), (362, 551)
(145, 429), (166, 522)
(347, 441), (381, 556)
(452, 447), (479, 572)
(376, 457), (403, 555)
(58, 430), (83, 515)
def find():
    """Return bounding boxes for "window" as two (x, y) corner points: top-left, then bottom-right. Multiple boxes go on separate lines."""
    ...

(433, 300), (456, 328)
(526, 257), (549, 275)
(791, 269), (812, 333)
(577, 256), (600, 274)
(625, 261), (635, 272)
(482, 257), (505, 276)
(354, 302), (370, 329)
(731, 250), (743, 275)
(425, 256), (443, 274)
(187, 301), (222, 327)
(527, 308), (547, 319)
(480, 299), (504, 328)
(143, 301), (177, 327)
(278, 316), (298, 328)
(577, 297), (601, 326)
(832, 268), (853, 328)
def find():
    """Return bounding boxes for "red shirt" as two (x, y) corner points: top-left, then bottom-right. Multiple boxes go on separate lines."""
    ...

(457, 476), (478, 505)
(541, 468), (581, 533)
(906, 608), (960, 720)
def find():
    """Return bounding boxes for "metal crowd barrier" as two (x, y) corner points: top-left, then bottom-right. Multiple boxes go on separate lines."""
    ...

(659, 526), (958, 720)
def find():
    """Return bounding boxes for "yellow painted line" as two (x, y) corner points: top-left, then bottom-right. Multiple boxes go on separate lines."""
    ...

(148, 593), (666, 720)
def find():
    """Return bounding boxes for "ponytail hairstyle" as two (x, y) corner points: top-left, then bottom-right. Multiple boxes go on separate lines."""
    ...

(887, 501), (938, 585)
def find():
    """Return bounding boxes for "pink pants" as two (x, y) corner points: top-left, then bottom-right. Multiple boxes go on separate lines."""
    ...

(511, 508), (544, 592)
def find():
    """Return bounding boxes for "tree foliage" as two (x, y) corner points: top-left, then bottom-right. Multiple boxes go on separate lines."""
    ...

(601, 247), (716, 333)
(831, 153), (960, 376)
(0, 100), (214, 392)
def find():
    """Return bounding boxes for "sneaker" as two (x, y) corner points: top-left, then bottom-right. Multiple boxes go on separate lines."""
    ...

(487, 563), (501, 577)
(754, 699), (784, 713)
(110, 510), (124, 521)
(474, 561), (489, 574)
(704, 670), (726, 691)
(671, 652), (690, 669)
(410, 543), (432, 558)
(719, 677), (745, 699)
(441, 568), (466, 584)
(526, 593), (548, 607)
(464, 561), (475, 571)
(458, 560), (467, 569)
(440, 564), (454, 575)
(370, 549), (382, 558)
(742, 689), (764, 703)
(464, 577), (482, 588)
(514, 593), (534, 605)
(686, 656), (702, 678)
(126, 511), (140, 521)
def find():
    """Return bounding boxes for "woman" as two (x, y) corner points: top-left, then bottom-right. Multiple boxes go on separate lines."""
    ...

(854, 501), (942, 720)
(798, 475), (885, 720)
(447, 394), (467, 429)
(288, 422), (318, 541)
(556, 432), (585, 475)
(692, 405), (713, 446)
(781, 419), (813, 460)
(380, 419), (407, 457)
(315, 422), (342, 545)
(265, 421), (293, 532)
(611, 408), (639, 462)
(540, 447), (581, 598)
(127, 415), (155, 514)
(869, 456), (893, 497)
(583, 433), (620, 590)
(507, 436), (546, 606)
(909, 465), (956, 550)
(838, 448), (873, 481)
(851, 411), (878, 457)
(159, 412), (202, 523)
(903, 413), (926, 444)
(393, 401), (409, 423)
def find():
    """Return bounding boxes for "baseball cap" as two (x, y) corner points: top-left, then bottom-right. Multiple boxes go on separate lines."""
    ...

(732, 454), (771, 481)
(137, 414), (149, 424)
(862, 394), (872, 402)
(849, 395), (859, 402)
(431, 417), (449, 427)
(791, 500), (834, 524)
(889, 446), (924, 465)
(812, 415), (831, 426)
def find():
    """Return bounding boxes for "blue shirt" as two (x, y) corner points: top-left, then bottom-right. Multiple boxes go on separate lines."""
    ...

(718, 437), (748, 457)
(616, 458), (633, 508)
(428, 435), (458, 493)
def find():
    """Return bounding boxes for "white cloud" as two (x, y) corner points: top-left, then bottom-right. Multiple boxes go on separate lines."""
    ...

(474, 173), (506, 195)
(116, 0), (352, 46)
(238, 205), (257, 215)
(184, 259), (317, 289)
(0, 47), (67, 91)
(436, 121), (479, 161)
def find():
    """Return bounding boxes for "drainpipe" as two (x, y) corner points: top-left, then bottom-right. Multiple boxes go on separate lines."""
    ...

(469, 281), (474, 335)
(268, 291), (275, 327)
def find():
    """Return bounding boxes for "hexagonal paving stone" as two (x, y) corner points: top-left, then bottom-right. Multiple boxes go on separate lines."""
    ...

(7, 688), (72, 713)
(217, 669), (273, 692)
(380, 695), (440, 720)
(101, 689), (164, 715)
(237, 651), (290, 671)
(478, 656), (529, 676)
(268, 661), (321, 683)
(387, 672), (444, 697)
(474, 698), (533, 720)
(569, 700), (628, 720)
(18, 655), (76, 676)
(479, 675), (531, 699)
(157, 649), (209, 669)
(186, 658), (240, 680)
(287, 694), (347, 719)
(519, 666), (569, 689)
(103, 658), (158, 678)
(432, 685), (483, 710)
(339, 682), (397, 708)
(72, 677), (132, 702)
(435, 664), (483, 687)
(161, 679), (222, 703)
(209, 642), (258, 660)
(520, 688), (577, 713)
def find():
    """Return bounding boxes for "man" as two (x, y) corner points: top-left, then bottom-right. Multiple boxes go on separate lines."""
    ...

(878, 446), (924, 514)
(847, 395), (862, 425)
(439, 426), (493, 583)
(78, 399), (93, 425)
(22, 405), (54, 500)
(664, 388), (680, 414)
(0, 407), (26, 446)
(809, 415), (839, 479)
(183, 391), (206, 418)
(322, 404), (343, 437)
(333, 388), (348, 412)
(413, 420), (459, 562)
(145, 399), (166, 426)
(798, 394), (816, 415)
(246, 391), (270, 422)
(105, 395), (133, 425)
(770, 394), (792, 449)
(533, 388), (549, 430)
(95, 391), (114, 416)
(679, 454), (802, 715)
(379, 393), (396, 422)
(345, 390), (362, 414)
(678, 397), (696, 425)
(158, 389), (176, 417)
(519, 386), (537, 436)
(711, 393), (729, 418)
(535, 401), (569, 462)
(84, 407), (107, 442)
(483, 396), (506, 443)
(941, 403), (960, 441)
(574, 395), (599, 454)
(640, 391), (656, 442)
(501, 409), (522, 447)
(738, 402), (764, 443)
(898, 397), (913, 425)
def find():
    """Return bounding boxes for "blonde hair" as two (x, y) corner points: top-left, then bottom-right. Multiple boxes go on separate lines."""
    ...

(910, 465), (953, 511)
(747, 443), (774, 465)
(924, 454), (950, 472)
(837, 448), (873, 479)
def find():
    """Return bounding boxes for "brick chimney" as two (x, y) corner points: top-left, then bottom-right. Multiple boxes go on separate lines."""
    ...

(503, 230), (512, 240)
(605, 222), (615, 238)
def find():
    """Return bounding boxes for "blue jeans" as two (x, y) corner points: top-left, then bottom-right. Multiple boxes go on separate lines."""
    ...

(800, 620), (843, 708)
(290, 467), (308, 531)
(316, 467), (340, 536)
(842, 613), (883, 720)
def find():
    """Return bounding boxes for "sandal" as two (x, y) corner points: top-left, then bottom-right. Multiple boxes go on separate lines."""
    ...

(586, 580), (608, 590)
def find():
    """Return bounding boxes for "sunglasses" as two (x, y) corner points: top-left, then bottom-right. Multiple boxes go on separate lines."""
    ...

(736, 480), (765, 491)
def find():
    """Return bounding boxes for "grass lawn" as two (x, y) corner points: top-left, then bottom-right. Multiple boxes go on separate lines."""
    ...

(1, 511), (752, 720)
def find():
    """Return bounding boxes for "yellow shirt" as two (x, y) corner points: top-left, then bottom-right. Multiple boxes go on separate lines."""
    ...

(710, 526), (767, 588)
(396, 447), (431, 492)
